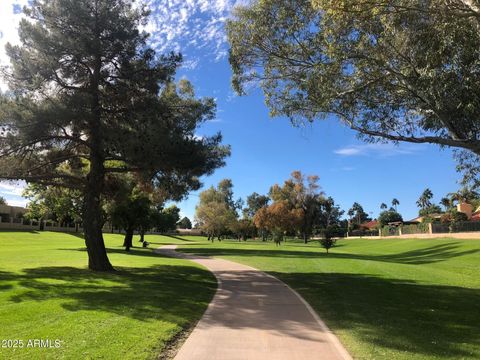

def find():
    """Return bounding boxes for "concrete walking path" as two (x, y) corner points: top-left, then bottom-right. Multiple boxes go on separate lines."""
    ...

(154, 245), (352, 360)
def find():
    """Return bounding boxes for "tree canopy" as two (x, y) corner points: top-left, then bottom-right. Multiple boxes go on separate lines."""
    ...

(269, 171), (325, 242)
(195, 179), (239, 240)
(227, 0), (480, 155)
(155, 205), (181, 233)
(177, 216), (192, 229)
(243, 192), (270, 219)
(347, 202), (370, 225)
(378, 210), (403, 227)
(23, 184), (82, 225)
(0, 0), (229, 270)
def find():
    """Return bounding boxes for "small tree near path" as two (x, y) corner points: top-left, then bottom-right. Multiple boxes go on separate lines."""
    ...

(320, 227), (336, 254)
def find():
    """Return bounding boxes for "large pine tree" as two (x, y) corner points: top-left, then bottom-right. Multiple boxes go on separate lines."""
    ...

(0, 0), (229, 270)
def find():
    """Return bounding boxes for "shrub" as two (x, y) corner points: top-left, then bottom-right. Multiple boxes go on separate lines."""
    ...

(441, 210), (469, 224)
(381, 225), (400, 236)
(378, 210), (403, 227)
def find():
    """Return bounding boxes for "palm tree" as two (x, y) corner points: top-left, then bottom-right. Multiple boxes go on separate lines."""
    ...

(416, 188), (433, 209)
(392, 198), (400, 211)
(440, 197), (452, 211)
(380, 203), (388, 210)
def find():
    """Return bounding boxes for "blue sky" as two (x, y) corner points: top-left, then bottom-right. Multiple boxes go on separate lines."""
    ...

(0, 0), (461, 221)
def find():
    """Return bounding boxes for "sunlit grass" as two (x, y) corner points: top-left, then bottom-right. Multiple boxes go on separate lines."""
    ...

(0, 231), (216, 360)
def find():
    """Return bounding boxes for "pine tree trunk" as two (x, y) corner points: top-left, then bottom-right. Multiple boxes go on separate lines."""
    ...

(123, 229), (133, 251)
(83, 184), (113, 271)
(83, 55), (113, 271)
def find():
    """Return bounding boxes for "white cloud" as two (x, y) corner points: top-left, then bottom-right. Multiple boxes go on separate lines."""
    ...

(0, 1), (249, 90)
(141, 0), (248, 64)
(4, 198), (27, 207)
(334, 143), (420, 157)
(0, 1), (28, 91)
(182, 58), (200, 70)
(0, 181), (28, 207)
(0, 181), (26, 196)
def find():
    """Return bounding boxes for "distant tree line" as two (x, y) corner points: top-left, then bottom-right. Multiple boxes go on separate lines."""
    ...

(195, 171), (346, 248)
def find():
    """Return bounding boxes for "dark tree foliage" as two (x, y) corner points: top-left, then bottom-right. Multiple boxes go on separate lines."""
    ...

(110, 190), (152, 251)
(316, 197), (344, 229)
(177, 216), (192, 229)
(0, 0), (229, 270)
(378, 210), (403, 227)
(347, 202), (370, 225)
(155, 205), (181, 233)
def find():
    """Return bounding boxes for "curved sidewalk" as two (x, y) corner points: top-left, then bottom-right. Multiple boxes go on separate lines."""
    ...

(155, 245), (352, 360)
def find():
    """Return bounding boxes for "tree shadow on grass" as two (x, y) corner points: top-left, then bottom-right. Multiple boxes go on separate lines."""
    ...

(180, 242), (479, 265)
(57, 246), (199, 259)
(0, 270), (15, 290)
(0, 230), (41, 234)
(2, 264), (216, 325)
(271, 272), (480, 359)
(146, 235), (198, 246)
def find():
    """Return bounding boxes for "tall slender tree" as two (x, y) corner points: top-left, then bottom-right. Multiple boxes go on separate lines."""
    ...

(392, 198), (400, 211)
(416, 189), (434, 210)
(0, 0), (229, 270)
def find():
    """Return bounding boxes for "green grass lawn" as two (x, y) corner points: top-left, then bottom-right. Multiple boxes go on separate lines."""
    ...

(0, 231), (216, 360)
(175, 236), (480, 360)
(1, 232), (479, 360)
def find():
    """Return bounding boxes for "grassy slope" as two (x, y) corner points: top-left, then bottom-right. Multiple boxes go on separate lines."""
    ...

(0, 231), (216, 360)
(177, 237), (480, 360)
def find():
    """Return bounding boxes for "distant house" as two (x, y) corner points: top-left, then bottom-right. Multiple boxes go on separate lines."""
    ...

(0, 204), (27, 221)
(407, 203), (479, 223)
(471, 207), (480, 222)
(457, 202), (474, 219)
(407, 213), (444, 223)
(360, 220), (378, 230)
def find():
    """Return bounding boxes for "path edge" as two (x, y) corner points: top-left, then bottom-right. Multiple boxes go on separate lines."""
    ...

(153, 245), (224, 360)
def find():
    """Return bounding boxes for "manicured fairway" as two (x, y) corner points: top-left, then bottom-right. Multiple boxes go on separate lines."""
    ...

(0, 231), (216, 360)
(176, 236), (480, 360)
